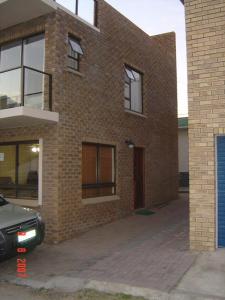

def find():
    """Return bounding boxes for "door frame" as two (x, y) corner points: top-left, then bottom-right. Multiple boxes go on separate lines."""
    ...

(133, 146), (145, 210)
(215, 135), (218, 249)
(215, 134), (225, 248)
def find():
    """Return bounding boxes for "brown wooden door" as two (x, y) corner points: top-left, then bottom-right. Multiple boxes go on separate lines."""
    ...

(133, 147), (144, 209)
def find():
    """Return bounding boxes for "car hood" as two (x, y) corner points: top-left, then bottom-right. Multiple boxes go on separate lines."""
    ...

(0, 203), (37, 229)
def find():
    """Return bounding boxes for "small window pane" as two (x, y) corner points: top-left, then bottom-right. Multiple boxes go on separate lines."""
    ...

(56, 0), (75, 12)
(0, 145), (16, 198)
(125, 67), (135, 80)
(69, 46), (79, 59)
(69, 38), (83, 55)
(78, 0), (95, 25)
(124, 66), (143, 113)
(125, 99), (130, 109)
(0, 40), (22, 71)
(68, 57), (78, 70)
(18, 143), (39, 199)
(124, 83), (130, 99)
(131, 73), (142, 113)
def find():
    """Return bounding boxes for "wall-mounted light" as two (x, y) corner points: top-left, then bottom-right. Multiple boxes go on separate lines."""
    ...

(31, 146), (40, 153)
(125, 139), (135, 149)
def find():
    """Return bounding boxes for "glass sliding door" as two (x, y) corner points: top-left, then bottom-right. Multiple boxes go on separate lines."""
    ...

(0, 141), (39, 200)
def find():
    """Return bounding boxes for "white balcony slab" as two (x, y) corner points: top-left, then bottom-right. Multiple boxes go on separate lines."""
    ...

(0, 0), (57, 30)
(0, 107), (59, 128)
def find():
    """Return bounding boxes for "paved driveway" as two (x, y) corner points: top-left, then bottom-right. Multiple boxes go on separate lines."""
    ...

(0, 194), (197, 293)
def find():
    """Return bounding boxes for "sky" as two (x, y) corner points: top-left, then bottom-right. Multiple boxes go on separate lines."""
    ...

(57, 0), (188, 117)
(105, 0), (188, 117)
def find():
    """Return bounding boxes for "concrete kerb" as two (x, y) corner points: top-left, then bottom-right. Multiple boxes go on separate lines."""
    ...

(0, 276), (169, 300)
(1, 275), (225, 300)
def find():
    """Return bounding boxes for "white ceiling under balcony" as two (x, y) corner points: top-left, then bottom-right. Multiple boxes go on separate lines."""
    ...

(0, 0), (57, 30)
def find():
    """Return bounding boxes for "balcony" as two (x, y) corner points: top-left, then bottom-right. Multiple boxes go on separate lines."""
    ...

(0, 66), (59, 128)
(55, 0), (98, 27)
(0, 0), (98, 31)
(0, 0), (57, 31)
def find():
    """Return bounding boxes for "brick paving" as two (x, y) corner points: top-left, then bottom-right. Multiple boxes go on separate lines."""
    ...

(0, 194), (197, 292)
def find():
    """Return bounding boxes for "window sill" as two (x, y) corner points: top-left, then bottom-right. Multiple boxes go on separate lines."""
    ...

(124, 109), (147, 118)
(82, 195), (120, 205)
(6, 198), (40, 208)
(66, 68), (84, 77)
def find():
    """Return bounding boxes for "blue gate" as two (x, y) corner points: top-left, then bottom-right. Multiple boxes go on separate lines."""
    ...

(217, 136), (225, 247)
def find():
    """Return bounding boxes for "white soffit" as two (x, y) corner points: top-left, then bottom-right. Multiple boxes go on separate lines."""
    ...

(0, 107), (59, 128)
(0, 0), (57, 30)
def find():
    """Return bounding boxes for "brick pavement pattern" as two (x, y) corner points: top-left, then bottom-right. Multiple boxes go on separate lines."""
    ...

(0, 195), (197, 292)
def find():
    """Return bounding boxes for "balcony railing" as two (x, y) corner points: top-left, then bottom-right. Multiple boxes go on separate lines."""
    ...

(55, 0), (98, 27)
(0, 66), (52, 111)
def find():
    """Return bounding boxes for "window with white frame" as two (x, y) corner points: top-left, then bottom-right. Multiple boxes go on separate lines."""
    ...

(124, 66), (143, 114)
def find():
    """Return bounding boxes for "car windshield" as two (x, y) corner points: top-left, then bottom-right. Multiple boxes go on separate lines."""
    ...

(0, 196), (8, 207)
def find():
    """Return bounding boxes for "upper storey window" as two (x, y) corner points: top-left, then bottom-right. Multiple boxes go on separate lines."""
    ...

(56, 0), (98, 27)
(0, 34), (49, 110)
(0, 40), (22, 72)
(68, 37), (84, 71)
(0, 33), (45, 72)
(124, 66), (143, 114)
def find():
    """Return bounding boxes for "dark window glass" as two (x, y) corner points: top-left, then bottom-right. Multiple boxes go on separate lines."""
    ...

(82, 143), (116, 199)
(124, 66), (143, 114)
(0, 142), (39, 200)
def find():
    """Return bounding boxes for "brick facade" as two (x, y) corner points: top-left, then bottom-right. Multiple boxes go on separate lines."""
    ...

(0, 0), (178, 242)
(185, 0), (225, 250)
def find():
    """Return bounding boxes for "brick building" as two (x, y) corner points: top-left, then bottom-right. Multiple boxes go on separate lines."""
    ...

(183, 0), (225, 250)
(0, 0), (178, 242)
